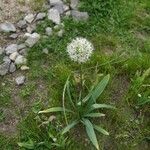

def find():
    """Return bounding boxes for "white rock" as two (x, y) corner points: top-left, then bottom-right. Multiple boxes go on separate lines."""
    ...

(0, 22), (16, 32)
(9, 33), (18, 39)
(49, 0), (63, 6)
(15, 55), (27, 65)
(17, 20), (27, 29)
(25, 33), (40, 47)
(20, 65), (30, 71)
(46, 27), (53, 36)
(48, 8), (61, 24)
(9, 62), (16, 73)
(9, 52), (19, 61)
(36, 13), (46, 21)
(15, 76), (26, 85)
(24, 14), (35, 23)
(5, 44), (18, 55)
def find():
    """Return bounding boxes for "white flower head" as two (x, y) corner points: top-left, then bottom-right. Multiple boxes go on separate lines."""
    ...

(67, 37), (94, 63)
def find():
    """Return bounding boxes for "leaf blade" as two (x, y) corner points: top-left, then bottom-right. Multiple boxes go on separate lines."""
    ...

(93, 124), (109, 136)
(78, 74), (110, 105)
(89, 104), (116, 112)
(85, 113), (105, 118)
(82, 119), (99, 150)
(38, 107), (73, 114)
(62, 120), (79, 135)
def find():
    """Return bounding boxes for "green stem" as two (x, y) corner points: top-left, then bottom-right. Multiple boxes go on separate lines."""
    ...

(80, 64), (83, 107)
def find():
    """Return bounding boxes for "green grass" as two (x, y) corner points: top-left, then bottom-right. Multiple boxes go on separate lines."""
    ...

(0, 0), (150, 149)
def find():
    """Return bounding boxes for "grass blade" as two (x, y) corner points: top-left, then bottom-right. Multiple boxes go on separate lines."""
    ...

(84, 113), (105, 118)
(38, 107), (73, 114)
(82, 119), (99, 150)
(93, 124), (109, 135)
(62, 120), (79, 135)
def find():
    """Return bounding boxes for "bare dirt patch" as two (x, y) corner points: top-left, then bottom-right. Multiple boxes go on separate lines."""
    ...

(0, 0), (32, 23)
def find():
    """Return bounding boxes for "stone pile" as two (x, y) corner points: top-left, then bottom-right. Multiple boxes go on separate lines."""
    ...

(0, 0), (89, 85)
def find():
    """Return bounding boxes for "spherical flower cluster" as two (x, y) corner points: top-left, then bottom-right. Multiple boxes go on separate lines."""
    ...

(67, 37), (94, 63)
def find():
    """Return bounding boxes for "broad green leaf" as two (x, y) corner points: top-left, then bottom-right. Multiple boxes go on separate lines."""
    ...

(18, 139), (34, 149)
(38, 107), (73, 114)
(82, 119), (99, 150)
(94, 125), (109, 135)
(85, 113), (105, 118)
(89, 104), (116, 112)
(62, 120), (79, 134)
(78, 75), (110, 105)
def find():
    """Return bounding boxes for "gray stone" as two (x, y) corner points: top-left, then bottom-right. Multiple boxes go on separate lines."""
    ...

(0, 22), (16, 32)
(19, 48), (28, 56)
(20, 65), (29, 71)
(25, 33), (40, 47)
(48, 8), (61, 24)
(5, 44), (18, 55)
(9, 33), (18, 39)
(71, 10), (89, 21)
(3, 56), (11, 63)
(65, 10), (71, 17)
(36, 13), (46, 21)
(53, 4), (64, 14)
(9, 62), (16, 73)
(15, 76), (25, 85)
(0, 61), (10, 76)
(0, 47), (4, 55)
(63, 4), (70, 11)
(18, 44), (26, 50)
(15, 55), (27, 65)
(26, 24), (36, 33)
(9, 52), (19, 61)
(43, 48), (49, 54)
(17, 20), (27, 29)
(57, 29), (64, 37)
(46, 27), (53, 36)
(24, 14), (35, 23)
(49, 0), (63, 6)
(70, 0), (79, 9)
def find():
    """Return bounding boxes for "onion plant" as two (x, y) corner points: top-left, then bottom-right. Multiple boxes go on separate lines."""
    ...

(39, 74), (115, 150)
